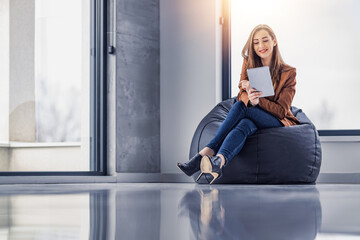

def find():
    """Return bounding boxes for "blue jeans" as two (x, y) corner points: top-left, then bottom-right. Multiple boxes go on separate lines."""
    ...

(205, 100), (283, 166)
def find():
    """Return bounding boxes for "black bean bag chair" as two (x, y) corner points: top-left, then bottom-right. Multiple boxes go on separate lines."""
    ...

(190, 97), (322, 184)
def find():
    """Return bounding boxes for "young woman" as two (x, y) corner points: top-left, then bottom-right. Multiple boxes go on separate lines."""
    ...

(177, 24), (300, 184)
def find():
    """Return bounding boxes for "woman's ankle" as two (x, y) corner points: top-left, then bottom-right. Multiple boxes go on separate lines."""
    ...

(217, 154), (226, 168)
(199, 147), (215, 157)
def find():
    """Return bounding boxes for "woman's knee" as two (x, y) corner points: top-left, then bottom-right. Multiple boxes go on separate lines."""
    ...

(233, 100), (247, 112)
(235, 118), (257, 135)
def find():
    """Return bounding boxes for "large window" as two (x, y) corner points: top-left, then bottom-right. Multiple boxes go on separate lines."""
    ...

(229, 0), (360, 133)
(0, 0), (106, 173)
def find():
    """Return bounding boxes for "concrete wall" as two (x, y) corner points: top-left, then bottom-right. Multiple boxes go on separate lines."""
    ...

(115, 0), (160, 173)
(160, 0), (223, 174)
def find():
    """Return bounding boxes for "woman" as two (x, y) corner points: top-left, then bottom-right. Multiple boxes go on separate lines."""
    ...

(177, 24), (300, 184)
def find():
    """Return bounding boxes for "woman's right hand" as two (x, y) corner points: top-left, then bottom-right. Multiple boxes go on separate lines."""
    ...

(239, 80), (250, 93)
(248, 88), (263, 106)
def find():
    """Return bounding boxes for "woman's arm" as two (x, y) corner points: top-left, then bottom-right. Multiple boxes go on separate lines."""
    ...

(258, 69), (297, 119)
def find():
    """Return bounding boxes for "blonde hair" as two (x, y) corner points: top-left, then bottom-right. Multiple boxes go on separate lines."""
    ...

(242, 24), (285, 89)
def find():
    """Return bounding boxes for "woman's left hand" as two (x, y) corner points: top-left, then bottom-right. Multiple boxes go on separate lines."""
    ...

(248, 88), (263, 106)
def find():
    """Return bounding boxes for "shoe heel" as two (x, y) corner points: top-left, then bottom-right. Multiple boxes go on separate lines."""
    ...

(196, 155), (212, 182)
(209, 172), (219, 184)
(196, 172), (204, 182)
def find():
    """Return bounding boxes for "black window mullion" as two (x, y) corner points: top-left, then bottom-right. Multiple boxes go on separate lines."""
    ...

(90, 0), (107, 174)
(222, 0), (231, 101)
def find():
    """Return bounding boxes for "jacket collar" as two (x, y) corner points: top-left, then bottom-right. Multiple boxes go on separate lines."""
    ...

(281, 63), (295, 73)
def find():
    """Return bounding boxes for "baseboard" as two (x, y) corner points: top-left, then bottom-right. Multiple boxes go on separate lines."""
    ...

(160, 173), (194, 183)
(116, 173), (161, 183)
(116, 173), (360, 184)
(115, 173), (193, 183)
(316, 173), (360, 184)
(0, 173), (359, 184)
(0, 176), (117, 184)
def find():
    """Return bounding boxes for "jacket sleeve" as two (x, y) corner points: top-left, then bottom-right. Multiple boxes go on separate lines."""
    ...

(258, 69), (297, 119)
(237, 58), (250, 106)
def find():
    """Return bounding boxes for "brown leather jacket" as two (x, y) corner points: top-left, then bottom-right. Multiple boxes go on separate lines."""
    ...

(237, 58), (300, 127)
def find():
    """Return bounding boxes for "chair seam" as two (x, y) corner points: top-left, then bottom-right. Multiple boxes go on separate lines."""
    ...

(308, 124), (318, 179)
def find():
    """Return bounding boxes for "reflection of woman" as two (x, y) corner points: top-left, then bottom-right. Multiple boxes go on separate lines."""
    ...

(178, 24), (300, 184)
(178, 186), (322, 239)
(178, 188), (225, 239)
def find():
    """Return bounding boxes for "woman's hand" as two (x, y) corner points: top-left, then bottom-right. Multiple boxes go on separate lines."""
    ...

(248, 88), (263, 106)
(239, 80), (250, 92)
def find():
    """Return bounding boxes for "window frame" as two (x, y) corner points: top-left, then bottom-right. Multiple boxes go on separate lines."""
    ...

(222, 0), (360, 136)
(0, 0), (108, 176)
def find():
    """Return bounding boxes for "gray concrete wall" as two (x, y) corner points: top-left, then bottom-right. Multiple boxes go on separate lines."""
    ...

(115, 0), (160, 173)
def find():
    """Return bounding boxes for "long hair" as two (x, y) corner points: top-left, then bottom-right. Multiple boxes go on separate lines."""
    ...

(242, 24), (285, 89)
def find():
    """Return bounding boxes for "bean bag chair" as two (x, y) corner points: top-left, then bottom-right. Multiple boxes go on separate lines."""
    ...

(190, 97), (322, 184)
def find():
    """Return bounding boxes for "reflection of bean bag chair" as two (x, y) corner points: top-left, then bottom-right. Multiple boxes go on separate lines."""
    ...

(178, 187), (322, 239)
(190, 97), (322, 184)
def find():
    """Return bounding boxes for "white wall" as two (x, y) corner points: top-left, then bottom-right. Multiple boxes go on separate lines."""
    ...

(160, 0), (223, 173)
(320, 139), (360, 174)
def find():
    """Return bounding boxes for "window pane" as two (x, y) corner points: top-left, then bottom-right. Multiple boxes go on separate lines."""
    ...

(231, 0), (360, 130)
(0, 0), (91, 171)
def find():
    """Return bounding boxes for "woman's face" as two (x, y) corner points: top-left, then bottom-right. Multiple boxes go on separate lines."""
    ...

(253, 29), (277, 61)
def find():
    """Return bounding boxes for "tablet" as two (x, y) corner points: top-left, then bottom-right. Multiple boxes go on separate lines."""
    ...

(246, 66), (274, 98)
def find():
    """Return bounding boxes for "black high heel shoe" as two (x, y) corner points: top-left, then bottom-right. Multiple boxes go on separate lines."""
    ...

(196, 155), (223, 184)
(177, 153), (202, 176)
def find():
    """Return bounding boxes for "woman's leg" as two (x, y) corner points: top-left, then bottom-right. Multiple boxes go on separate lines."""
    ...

(203, 101), (247, 155)
(217, 106), (283, 167)
(245, 105), (283, 129)
(217, 118), (257, 167)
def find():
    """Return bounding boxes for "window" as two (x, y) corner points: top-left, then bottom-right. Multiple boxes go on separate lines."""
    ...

(0, 0), (107, 174)
(227, 0), (360, 135)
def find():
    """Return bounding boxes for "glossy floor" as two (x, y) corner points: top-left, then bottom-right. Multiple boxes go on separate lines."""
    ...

(0, 183), (359, 239)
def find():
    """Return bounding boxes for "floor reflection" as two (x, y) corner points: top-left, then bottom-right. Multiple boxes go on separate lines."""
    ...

(0, 183), (359, 240)
(178, 186), (322, 240)
(0, 192), (91, 239)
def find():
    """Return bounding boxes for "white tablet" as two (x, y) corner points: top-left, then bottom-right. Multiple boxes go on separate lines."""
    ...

(246, 66), (275, 98)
